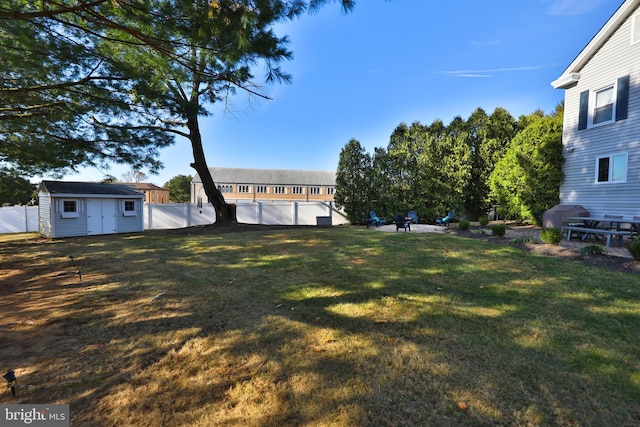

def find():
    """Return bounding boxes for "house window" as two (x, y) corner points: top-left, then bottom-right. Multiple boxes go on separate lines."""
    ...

(579, 76), (629, 130)
(309, 187), (321, 195)
(596, 153), (627, 183)
(593, 85), (614, 125)
(60, 199), (79, 218)
(326, 187), (335, 195)
(256, 185), (268, 194)
(291, 186), (303, 194)
(217, 185), (232, 193)
(238, 185), (250, 193)
(122, 200), (137, 216)
(274, 186), (285, 194)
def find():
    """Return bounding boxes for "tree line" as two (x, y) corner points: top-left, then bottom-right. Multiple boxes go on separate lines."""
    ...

(335, 104), (564, 225)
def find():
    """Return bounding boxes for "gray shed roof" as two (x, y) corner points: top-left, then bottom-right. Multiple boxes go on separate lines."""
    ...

(192, 168), (336, 186)
(40, 180), (144, 197)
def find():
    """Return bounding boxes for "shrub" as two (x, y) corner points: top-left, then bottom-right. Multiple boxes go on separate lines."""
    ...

(458, 220), (470, 231)
(471, 228), (487, 235)
(513, 235), (535, 244)
(478, 216), (489, 227)
(628, 237), (640, 261)
(579, 244), (607, 256)
(540, 227), (562, 245)
(490, 224), (506, 236)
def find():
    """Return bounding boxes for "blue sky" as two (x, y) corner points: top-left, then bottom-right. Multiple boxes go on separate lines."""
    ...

(60, 0), (623, 185)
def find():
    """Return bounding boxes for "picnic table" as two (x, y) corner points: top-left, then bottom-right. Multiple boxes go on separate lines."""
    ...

(564, 216), (638, 246)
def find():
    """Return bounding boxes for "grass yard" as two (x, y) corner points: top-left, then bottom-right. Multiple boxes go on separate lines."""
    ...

(1, 227), (639, 426)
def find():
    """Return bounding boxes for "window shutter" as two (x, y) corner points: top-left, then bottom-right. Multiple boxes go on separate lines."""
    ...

(616, 75), (630, 121)
(578, 90), (589, 130)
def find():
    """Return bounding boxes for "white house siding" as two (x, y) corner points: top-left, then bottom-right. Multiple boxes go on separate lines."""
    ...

(560, 4), (640, 217)
(38, 194), (52, 237)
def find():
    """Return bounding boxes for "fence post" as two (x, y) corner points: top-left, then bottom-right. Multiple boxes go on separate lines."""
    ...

(147, 204), (152, 230)
(329, 202), (333, 223)
(258, 202), (263, 224)
(294, 202), (299, 225)
(186, 203), (191, 227)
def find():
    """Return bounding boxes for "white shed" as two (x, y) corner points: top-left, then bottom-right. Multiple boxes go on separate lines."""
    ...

(38, 181), (145, 238)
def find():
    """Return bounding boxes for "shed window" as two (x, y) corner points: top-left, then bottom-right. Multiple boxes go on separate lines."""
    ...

(596, 153), (627, 183)
(122, 200), (138, 216)
(60, 199), (79, 218)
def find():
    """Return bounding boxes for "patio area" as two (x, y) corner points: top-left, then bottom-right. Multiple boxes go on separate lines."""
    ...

(376, 222), (634, 259)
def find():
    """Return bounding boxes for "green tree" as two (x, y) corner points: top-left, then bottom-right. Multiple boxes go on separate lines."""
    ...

(463, 107), (516, 220)
(383, 122), (423, 216)
(370, 119), (471, 222)
(164, 175), (193, 203)
(416, 119), (471, 221)
(0, 6), (173, 178)
(1, 0), (355, 224)
(0, 173), (36, 206)
(489, 108), (564, 225)
(335, 139), (374, 224)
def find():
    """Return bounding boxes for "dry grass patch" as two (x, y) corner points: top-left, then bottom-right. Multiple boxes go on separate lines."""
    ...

(1, 228), (639, 426)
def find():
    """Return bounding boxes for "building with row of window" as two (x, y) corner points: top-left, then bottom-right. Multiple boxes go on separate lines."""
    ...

(191, 167), (336, 204)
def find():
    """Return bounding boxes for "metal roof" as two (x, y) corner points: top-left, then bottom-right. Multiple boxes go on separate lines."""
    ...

(192, 168), (336, 186)
(39, 180), (144, 197)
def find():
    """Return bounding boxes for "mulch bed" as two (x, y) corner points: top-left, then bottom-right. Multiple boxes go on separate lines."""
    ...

(451, 228), (640, 275)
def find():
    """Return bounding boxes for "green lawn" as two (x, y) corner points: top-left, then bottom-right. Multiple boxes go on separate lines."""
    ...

(1, 228), (639, 426)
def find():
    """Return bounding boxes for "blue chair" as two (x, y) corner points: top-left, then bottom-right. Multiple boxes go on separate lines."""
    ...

(369, 211), (386, 227)
(407, 210), (418, 224)
(362, 212), (377, 228)
(436, 210), (454, 226)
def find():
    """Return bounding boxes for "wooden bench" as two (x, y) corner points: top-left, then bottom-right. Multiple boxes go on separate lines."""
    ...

(562, 226), (633, 247)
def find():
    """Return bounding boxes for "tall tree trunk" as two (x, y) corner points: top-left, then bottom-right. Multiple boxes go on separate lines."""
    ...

(187, 113), (237, 225)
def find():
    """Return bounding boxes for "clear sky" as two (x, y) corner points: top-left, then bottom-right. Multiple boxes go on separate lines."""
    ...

(56, 0), (623, 185)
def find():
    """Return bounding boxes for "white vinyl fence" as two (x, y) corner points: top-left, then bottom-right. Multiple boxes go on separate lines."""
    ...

(0, 202), (349, 234)
(0, 205), (39, 233)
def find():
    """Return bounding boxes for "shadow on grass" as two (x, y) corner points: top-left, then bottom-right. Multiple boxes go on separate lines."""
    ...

(1, 229), (639, 426)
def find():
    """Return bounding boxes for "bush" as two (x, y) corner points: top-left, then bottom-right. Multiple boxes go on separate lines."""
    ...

(540, 227), (562, 245)
(628, 237), (640, 261)
(490, 224), (506, 236)
(512, 235), (535, 244)
(471, 228), (487, 235)
(579, 244), (607, 256)
(458, 220), (470, 231)
(478, 216), (489, 227)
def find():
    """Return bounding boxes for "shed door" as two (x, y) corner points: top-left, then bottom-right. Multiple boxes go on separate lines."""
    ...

(87, 199), (117, 235)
